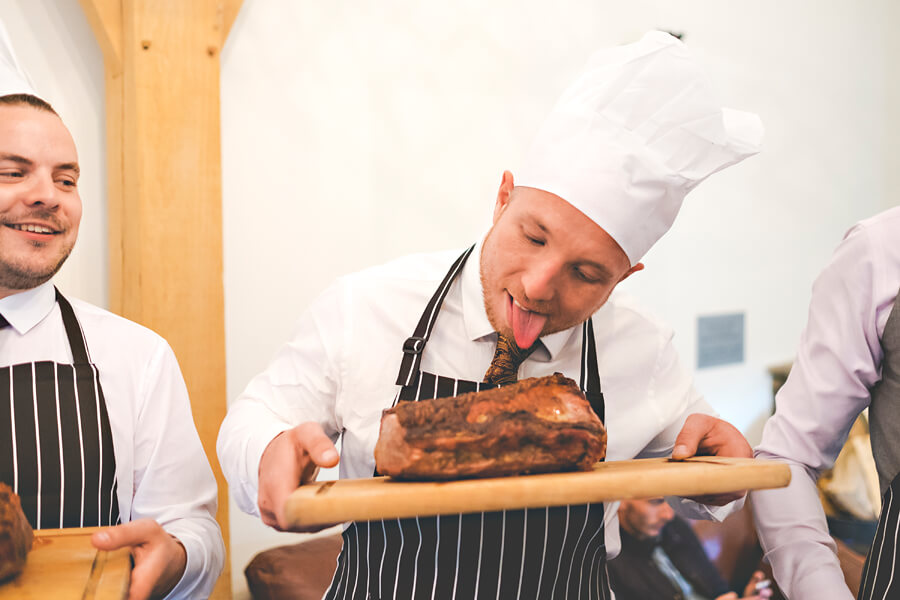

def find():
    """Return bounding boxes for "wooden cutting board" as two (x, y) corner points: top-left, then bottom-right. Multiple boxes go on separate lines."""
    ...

(285, 457), (790, 529)
(0, 528), (130, 599)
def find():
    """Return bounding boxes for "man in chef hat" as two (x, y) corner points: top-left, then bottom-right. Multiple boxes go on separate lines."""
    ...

(219, 31), (763, 599)
(0, 20), (223, 599)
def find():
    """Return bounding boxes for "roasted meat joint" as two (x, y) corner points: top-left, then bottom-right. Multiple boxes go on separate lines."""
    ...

(375, 373), (607, 480)
(0, 483), (33, 582)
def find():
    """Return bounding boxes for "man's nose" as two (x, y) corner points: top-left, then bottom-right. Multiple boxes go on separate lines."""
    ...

(660, 502), (675, 522)
(521, 258), (560, 302)
(23, 174), (61, 209)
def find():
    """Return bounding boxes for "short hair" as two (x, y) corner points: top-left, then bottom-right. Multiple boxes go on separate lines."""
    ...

(0, 93), (58, 115)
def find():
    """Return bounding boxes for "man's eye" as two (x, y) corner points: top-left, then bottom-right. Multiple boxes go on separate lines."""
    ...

(0, 170), (24, 178)
(573, 267), (602, 284)
(58, 178), (77, 188)
(524, 233), (545, 246)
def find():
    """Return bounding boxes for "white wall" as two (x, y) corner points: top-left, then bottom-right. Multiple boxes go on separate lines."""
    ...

(609, 2), (896, 444)
(6, 1), (899, 598)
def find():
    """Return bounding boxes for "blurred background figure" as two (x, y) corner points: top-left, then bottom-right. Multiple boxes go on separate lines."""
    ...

(752, 206), (900, 599)
(610, 498), (773, 600)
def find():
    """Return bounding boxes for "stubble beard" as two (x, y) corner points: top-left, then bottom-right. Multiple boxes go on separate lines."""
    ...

(479, 227), (559, 339)
(0, 239), (74, 291)
(479, 225), (505, 334)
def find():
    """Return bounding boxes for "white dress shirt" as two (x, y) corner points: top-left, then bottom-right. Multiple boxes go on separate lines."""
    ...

(218, 238), (728, 560)
(0, 281), (224, 599)
(752, 206), (900, 600)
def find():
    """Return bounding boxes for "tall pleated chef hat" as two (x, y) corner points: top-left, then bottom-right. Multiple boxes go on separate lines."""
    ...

(516, 31), (763, 265)
(0, 18), (37, 97)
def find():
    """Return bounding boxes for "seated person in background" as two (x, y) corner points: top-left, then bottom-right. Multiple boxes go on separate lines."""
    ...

(609, 498), (773, 600)
(0, 21), (223, 599)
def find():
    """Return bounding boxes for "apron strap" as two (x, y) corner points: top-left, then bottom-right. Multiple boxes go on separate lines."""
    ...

(54, 288), (91, 365)
(394, 244), (607, 426)
(581, 318), (604, 424)
(395, 245), (475, 387)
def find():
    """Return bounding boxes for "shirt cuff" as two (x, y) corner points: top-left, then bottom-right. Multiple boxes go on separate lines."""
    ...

(765, 543), (855, 600)
(162, 525), (223, 599)
(670, 494), (745, 522)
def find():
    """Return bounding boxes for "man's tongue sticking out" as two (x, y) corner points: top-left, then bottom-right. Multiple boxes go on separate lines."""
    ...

(508, 296), (547, 350)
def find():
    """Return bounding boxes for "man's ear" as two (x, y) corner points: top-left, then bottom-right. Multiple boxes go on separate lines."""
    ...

(492, 170), (515, 224)
(618, 262), (645, 283)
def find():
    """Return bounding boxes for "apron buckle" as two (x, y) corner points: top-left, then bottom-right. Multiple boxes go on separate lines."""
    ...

(402, 336), (426, 355)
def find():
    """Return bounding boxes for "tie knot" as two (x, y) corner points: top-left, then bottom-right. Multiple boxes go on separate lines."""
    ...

(483, 333), (538, 386)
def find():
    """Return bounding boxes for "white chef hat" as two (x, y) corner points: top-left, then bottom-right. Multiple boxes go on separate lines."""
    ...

(517, 31), (763, 265)
(0, 18), (38, 98)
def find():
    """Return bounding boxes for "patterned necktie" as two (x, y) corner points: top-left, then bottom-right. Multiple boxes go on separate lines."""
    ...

(483, 332), (538, 386)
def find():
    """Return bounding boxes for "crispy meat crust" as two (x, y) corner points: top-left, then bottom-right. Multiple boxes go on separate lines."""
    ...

(375, 373), (607, 480)
(0, 482), (33, 582)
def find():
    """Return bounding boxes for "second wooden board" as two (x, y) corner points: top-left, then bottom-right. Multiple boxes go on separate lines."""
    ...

(0, 527), (130, 599)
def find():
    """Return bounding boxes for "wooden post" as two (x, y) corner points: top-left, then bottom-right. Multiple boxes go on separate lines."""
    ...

(79, 1), (241, 598)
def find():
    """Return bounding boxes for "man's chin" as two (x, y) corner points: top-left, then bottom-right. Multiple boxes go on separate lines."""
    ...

(489, 317), (570, 343)
(0, 272), (56, 291)
(0, 256), (72, 291)
(484, 294), (584, 340)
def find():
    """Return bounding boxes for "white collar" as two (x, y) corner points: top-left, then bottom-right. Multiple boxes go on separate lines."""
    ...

(459, 236), (579, 362)
(0, 281), (57, 335)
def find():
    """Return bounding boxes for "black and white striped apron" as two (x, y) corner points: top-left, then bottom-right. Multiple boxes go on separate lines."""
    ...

(324, 247), (611, 600)
(0, 288), (119, 529)
(859, 287), (900, 600)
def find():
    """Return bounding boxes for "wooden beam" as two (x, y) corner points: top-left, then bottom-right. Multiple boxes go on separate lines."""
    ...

(80, 1), (241, 598)
(78, 0), (122, 74)
(103, 64), (127, 315)
(221, 0), (243, 44)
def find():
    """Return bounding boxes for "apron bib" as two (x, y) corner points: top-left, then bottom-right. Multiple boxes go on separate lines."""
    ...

(324, 247), (610, 600)
(0, 288), (119, 529)
(859, 287), (900, 599)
